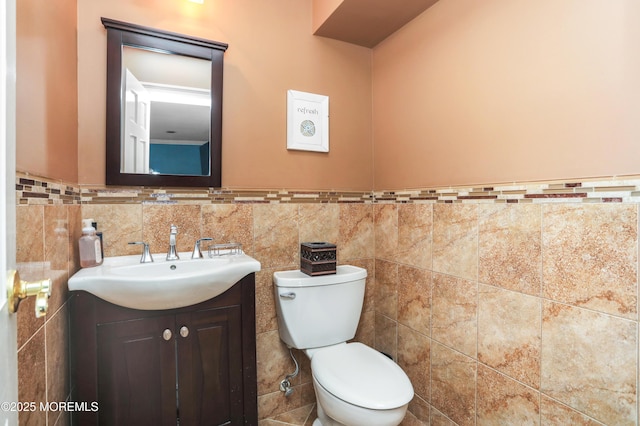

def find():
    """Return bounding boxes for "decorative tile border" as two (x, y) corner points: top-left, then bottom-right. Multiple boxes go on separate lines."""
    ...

(77, 187), (374, 205)
(16, 171), (640, 205)
(17, 174), (81, 205)
(374, 177), (640, 204)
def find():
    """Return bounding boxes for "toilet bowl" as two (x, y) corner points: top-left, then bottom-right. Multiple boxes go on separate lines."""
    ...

(273, 266), (414, 426)
(309, 342), (413, 426)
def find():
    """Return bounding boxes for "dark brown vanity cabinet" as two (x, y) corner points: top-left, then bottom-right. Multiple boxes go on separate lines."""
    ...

(71, 274), (257, 426)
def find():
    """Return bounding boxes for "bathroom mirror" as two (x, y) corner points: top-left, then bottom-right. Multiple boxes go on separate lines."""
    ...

(103, 18), (228, 187)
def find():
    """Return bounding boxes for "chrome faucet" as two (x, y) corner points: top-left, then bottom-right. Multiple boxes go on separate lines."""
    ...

(167, 224), (180, 261)
(129, 241), (154, 263)
(191, 237), (213, 259)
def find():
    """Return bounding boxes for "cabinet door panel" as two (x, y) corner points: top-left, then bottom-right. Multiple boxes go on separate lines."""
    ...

(97, 315), (177, 426)
(177, 305), (243, 426)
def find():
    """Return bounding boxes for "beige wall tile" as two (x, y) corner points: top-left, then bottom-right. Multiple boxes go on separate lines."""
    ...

(339, 204), (374, 261)
(374, 204), (397, 261)
(19, 179), (640, 425)
(398, 265), (431, 336)
(257, 389), (302, 421)
(477, 365), (540, 425)
(398, 324), (430, 402)
(541, 302), (637, 425)
(350, 258), (375, 313)
(256, 269), (278, 334)
(271, 404), (315, 425)
(353, 259), (376, 347)
(400, 411), (426, 426)
(540, 395), (604, 426)
(46, 305), (70, 425)
(142, 204), (202, 254)
(432, 273), (477, 357)
(15, 205), (76, 426)
(298, 382), (316, 408)
(44, 270), (69, 323)
(67, 204), (82, 274)
(16, 205), (44, 263)
(293, 347), (312, 385)
(542, 204), (637, 319)
(478, 284), (541, 388)
(256, 330), (292, 396)
(479, 203), (542, 295)
(433, 204), (478, 281)
(82, 204), (143, 257)
(16, 290), (44, 352)
(406, 396), (430, 425)
(397, 204), (432, 269)
(201, 203), (254, 255)
(374, 312), (397, 360)
(44, 205), (69, 272)
(17, 328), (46, 425)
(430, 407), (457, 426)
(299, 204), (339, 245)
(431, 342), (476, 426)
(16, 205), (46, 349)
(375, 259), (398, 320)
(354, 309), (375, 348)
(253, 204), (299, 269)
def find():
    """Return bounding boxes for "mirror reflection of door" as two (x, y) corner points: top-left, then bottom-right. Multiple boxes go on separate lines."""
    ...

(122, 46), (211, 176)
(123, 69), (151, 174)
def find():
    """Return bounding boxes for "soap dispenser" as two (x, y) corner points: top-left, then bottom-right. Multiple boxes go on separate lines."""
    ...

(79, 219), (104, 268)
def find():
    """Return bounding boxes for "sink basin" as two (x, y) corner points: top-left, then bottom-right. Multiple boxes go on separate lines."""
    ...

(68, 252), (261, 310)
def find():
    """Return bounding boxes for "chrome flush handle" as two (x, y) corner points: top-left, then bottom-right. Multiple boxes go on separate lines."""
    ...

(279, 292), (296, 300)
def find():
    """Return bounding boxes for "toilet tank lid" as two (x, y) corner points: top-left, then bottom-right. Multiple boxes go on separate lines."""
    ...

(273, 265), (366, 288)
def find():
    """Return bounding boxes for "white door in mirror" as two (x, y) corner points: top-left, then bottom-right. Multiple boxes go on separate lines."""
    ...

(123, 68), (150, 174)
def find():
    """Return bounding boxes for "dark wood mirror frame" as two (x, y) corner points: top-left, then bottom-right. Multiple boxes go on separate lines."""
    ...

(103, 18), (228, 187)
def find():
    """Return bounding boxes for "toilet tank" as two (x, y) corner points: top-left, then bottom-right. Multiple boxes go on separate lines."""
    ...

(273, 265), (367, 350)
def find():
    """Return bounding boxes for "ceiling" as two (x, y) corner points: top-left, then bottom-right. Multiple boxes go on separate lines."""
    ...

(313, 0), (441, 48)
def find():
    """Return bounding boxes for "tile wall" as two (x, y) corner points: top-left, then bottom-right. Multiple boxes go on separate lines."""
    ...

(15, 172), (640, 425)
(376, 201), (637, 426)
(15, 202), (81, 425)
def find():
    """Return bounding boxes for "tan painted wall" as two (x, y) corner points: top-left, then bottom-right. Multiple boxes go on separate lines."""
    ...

(77, 0), (372, 190)
(16, 0), (78, 183)
(372, 0), (640, 189)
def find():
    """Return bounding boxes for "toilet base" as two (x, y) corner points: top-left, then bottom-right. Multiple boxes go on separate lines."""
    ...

(313, 401), (345, 426)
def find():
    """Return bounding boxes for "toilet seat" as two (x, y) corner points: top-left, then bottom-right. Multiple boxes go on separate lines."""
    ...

(311, 342), (413, 410)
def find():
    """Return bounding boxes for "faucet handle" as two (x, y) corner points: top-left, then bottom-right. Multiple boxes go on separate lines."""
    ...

(192, 237), (213, 259)
(129, 241), (154, 263)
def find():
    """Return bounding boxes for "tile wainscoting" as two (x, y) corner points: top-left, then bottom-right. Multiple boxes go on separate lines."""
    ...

(15, 171), (640, 425)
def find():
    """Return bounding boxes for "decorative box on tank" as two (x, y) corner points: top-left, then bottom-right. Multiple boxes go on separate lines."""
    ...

(300, 242), (337, 276)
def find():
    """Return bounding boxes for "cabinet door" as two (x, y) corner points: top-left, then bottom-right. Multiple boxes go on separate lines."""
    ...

(96, 314), (177, 426)
(176, 305), (244, 426)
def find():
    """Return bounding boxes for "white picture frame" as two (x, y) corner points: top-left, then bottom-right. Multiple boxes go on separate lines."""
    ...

(287, 90), (329, 152)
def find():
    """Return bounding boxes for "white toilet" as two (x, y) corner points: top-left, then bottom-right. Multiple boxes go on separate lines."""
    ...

(273, 265), (414, 426)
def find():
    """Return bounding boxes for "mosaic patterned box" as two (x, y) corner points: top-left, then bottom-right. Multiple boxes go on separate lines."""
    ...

(300, 242), (337, 276)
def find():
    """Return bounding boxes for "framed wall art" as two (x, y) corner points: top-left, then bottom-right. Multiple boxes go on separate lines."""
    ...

(287, 90), (329, 152)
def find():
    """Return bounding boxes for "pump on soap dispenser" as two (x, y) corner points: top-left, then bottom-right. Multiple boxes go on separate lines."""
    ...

(79, 219), (104, 268)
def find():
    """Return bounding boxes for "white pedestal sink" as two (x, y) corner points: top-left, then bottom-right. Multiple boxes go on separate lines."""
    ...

(68, 251), (261, 310)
